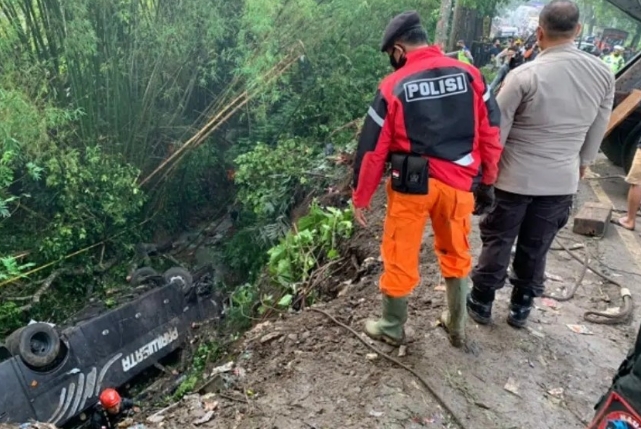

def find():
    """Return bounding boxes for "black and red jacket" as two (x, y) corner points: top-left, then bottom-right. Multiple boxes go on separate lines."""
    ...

(353, 45), (502, 208)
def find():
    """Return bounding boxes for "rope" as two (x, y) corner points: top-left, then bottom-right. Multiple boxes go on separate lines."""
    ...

(545, 238), (633, 324)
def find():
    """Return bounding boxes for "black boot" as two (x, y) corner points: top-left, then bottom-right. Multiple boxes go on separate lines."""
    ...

(466, 288), (495, 325)
(507, 288), (534, 329)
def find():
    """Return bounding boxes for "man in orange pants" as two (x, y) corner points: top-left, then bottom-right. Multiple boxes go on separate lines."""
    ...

(352, 11), (503, 348)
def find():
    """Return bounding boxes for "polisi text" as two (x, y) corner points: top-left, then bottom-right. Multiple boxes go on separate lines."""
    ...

(404, 73), (468, 102)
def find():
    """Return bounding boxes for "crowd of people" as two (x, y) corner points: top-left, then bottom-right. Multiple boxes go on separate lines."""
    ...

(485, 37), (539, 90)
(477, 31), (635, 91)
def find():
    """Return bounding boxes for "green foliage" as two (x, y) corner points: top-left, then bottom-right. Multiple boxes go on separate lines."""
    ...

(0, 257), (35, 282)
(223, 201), (353, 329)
(234, 138), (323, 218)
(267, 201), (353, 303)
(222, 228), (269, 281)
(174, 341), (221, 399)
(0, 87), (74, 224)
(236, 0), (439, 146)
(0, 81), (146, 330)
(0, 257), (35, 332)
(40, 146), (145, 259)
(173, 374), (199, 400)
(0, 302), (22, 333)
(227, 282), (260, 331)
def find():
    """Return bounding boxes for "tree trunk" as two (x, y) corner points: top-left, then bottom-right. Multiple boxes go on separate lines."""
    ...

(448, 1), (477, 51)
(586, 4), (596, 36)
(448, 0), (464, 51)
(473, 14), (484, 41)
(435, 0), (453, 49)
(632, 22), (641, 47)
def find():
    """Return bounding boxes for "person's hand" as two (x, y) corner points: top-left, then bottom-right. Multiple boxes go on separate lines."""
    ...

(133, 406), (141, 413)
(473, 184), (495, 215)
(353, 204), (371, 227)
(579, 165), (587, 179)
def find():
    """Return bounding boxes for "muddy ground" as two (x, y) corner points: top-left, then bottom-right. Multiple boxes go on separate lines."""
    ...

(116, 156), (641, 429)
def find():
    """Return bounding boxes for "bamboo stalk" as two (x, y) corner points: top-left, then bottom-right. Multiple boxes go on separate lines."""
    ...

(146, 52), (302, 191)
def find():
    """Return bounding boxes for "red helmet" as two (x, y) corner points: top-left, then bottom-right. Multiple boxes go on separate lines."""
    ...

(99, 388), (121, 409)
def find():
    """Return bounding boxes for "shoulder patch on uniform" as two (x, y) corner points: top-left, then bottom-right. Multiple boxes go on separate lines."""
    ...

(403, 73), (468, 102)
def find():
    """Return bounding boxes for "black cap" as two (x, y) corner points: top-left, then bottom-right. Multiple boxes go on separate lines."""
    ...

(380, 11), (422, 52)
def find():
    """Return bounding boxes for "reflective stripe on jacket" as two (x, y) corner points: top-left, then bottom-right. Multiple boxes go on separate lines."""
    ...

(457, 49), (472, 64)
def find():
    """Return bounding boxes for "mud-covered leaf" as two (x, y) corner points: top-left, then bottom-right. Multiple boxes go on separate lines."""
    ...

(278, 294), (293, 307)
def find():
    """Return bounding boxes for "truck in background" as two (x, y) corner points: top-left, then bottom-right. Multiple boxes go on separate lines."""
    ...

(600, 0), (641, 173)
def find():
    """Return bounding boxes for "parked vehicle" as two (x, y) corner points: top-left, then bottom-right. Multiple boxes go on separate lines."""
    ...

(598, 27), (629, 52)
(0, 266), (223, 426)
(576, 42), (601, 56)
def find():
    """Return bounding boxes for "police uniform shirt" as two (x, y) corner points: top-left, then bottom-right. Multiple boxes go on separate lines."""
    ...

(496, 42), (614, 196)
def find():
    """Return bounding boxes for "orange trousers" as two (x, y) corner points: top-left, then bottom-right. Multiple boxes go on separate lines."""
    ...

(380, 178), (474, 298)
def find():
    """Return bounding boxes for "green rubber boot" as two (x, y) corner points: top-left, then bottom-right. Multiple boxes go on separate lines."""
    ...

(364, 295), (408, 346)
(439, 277), (468, 348)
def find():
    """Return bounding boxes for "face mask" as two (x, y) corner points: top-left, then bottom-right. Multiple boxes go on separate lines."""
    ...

(389, 54), (406, 70)
(389, 47), (407, 70)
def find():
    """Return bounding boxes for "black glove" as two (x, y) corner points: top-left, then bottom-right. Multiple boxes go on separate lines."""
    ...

(473, 184), (495, 215)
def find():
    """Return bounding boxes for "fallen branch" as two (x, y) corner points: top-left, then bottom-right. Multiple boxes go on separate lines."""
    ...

(328, 117), (362, 138)
(146, 401), (181, 421)
(5, 295), (37, 302)
(218, 392), (250, 404)
(195, 374), (222, 394)
(297, 258), (346, 309)
(1, 257), (120, 313)
(309, 307), (471, 429)
(19, 269), (63, 312)
(154, 362), (177, 376)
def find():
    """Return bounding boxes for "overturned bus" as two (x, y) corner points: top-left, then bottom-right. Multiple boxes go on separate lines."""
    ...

(0, 266), (222, 427)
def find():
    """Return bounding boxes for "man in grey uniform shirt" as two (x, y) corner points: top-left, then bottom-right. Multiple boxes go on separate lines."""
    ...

(467, 0), (615, 328)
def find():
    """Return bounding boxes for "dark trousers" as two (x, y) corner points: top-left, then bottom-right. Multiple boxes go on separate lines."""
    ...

(471, 189), (573, 297)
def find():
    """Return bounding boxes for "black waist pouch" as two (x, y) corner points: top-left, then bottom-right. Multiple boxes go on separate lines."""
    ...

(390, 153), (429, 195)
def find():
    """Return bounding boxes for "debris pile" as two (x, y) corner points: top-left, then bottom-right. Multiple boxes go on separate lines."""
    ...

(145, 393), (219, 427)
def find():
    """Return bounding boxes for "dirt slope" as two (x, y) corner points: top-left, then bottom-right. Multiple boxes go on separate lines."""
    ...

(151, 169), (639, 429)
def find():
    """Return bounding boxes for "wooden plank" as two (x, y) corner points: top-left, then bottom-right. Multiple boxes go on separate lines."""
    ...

(604, 89), (641, 138)
(572, 201), (613, 237)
